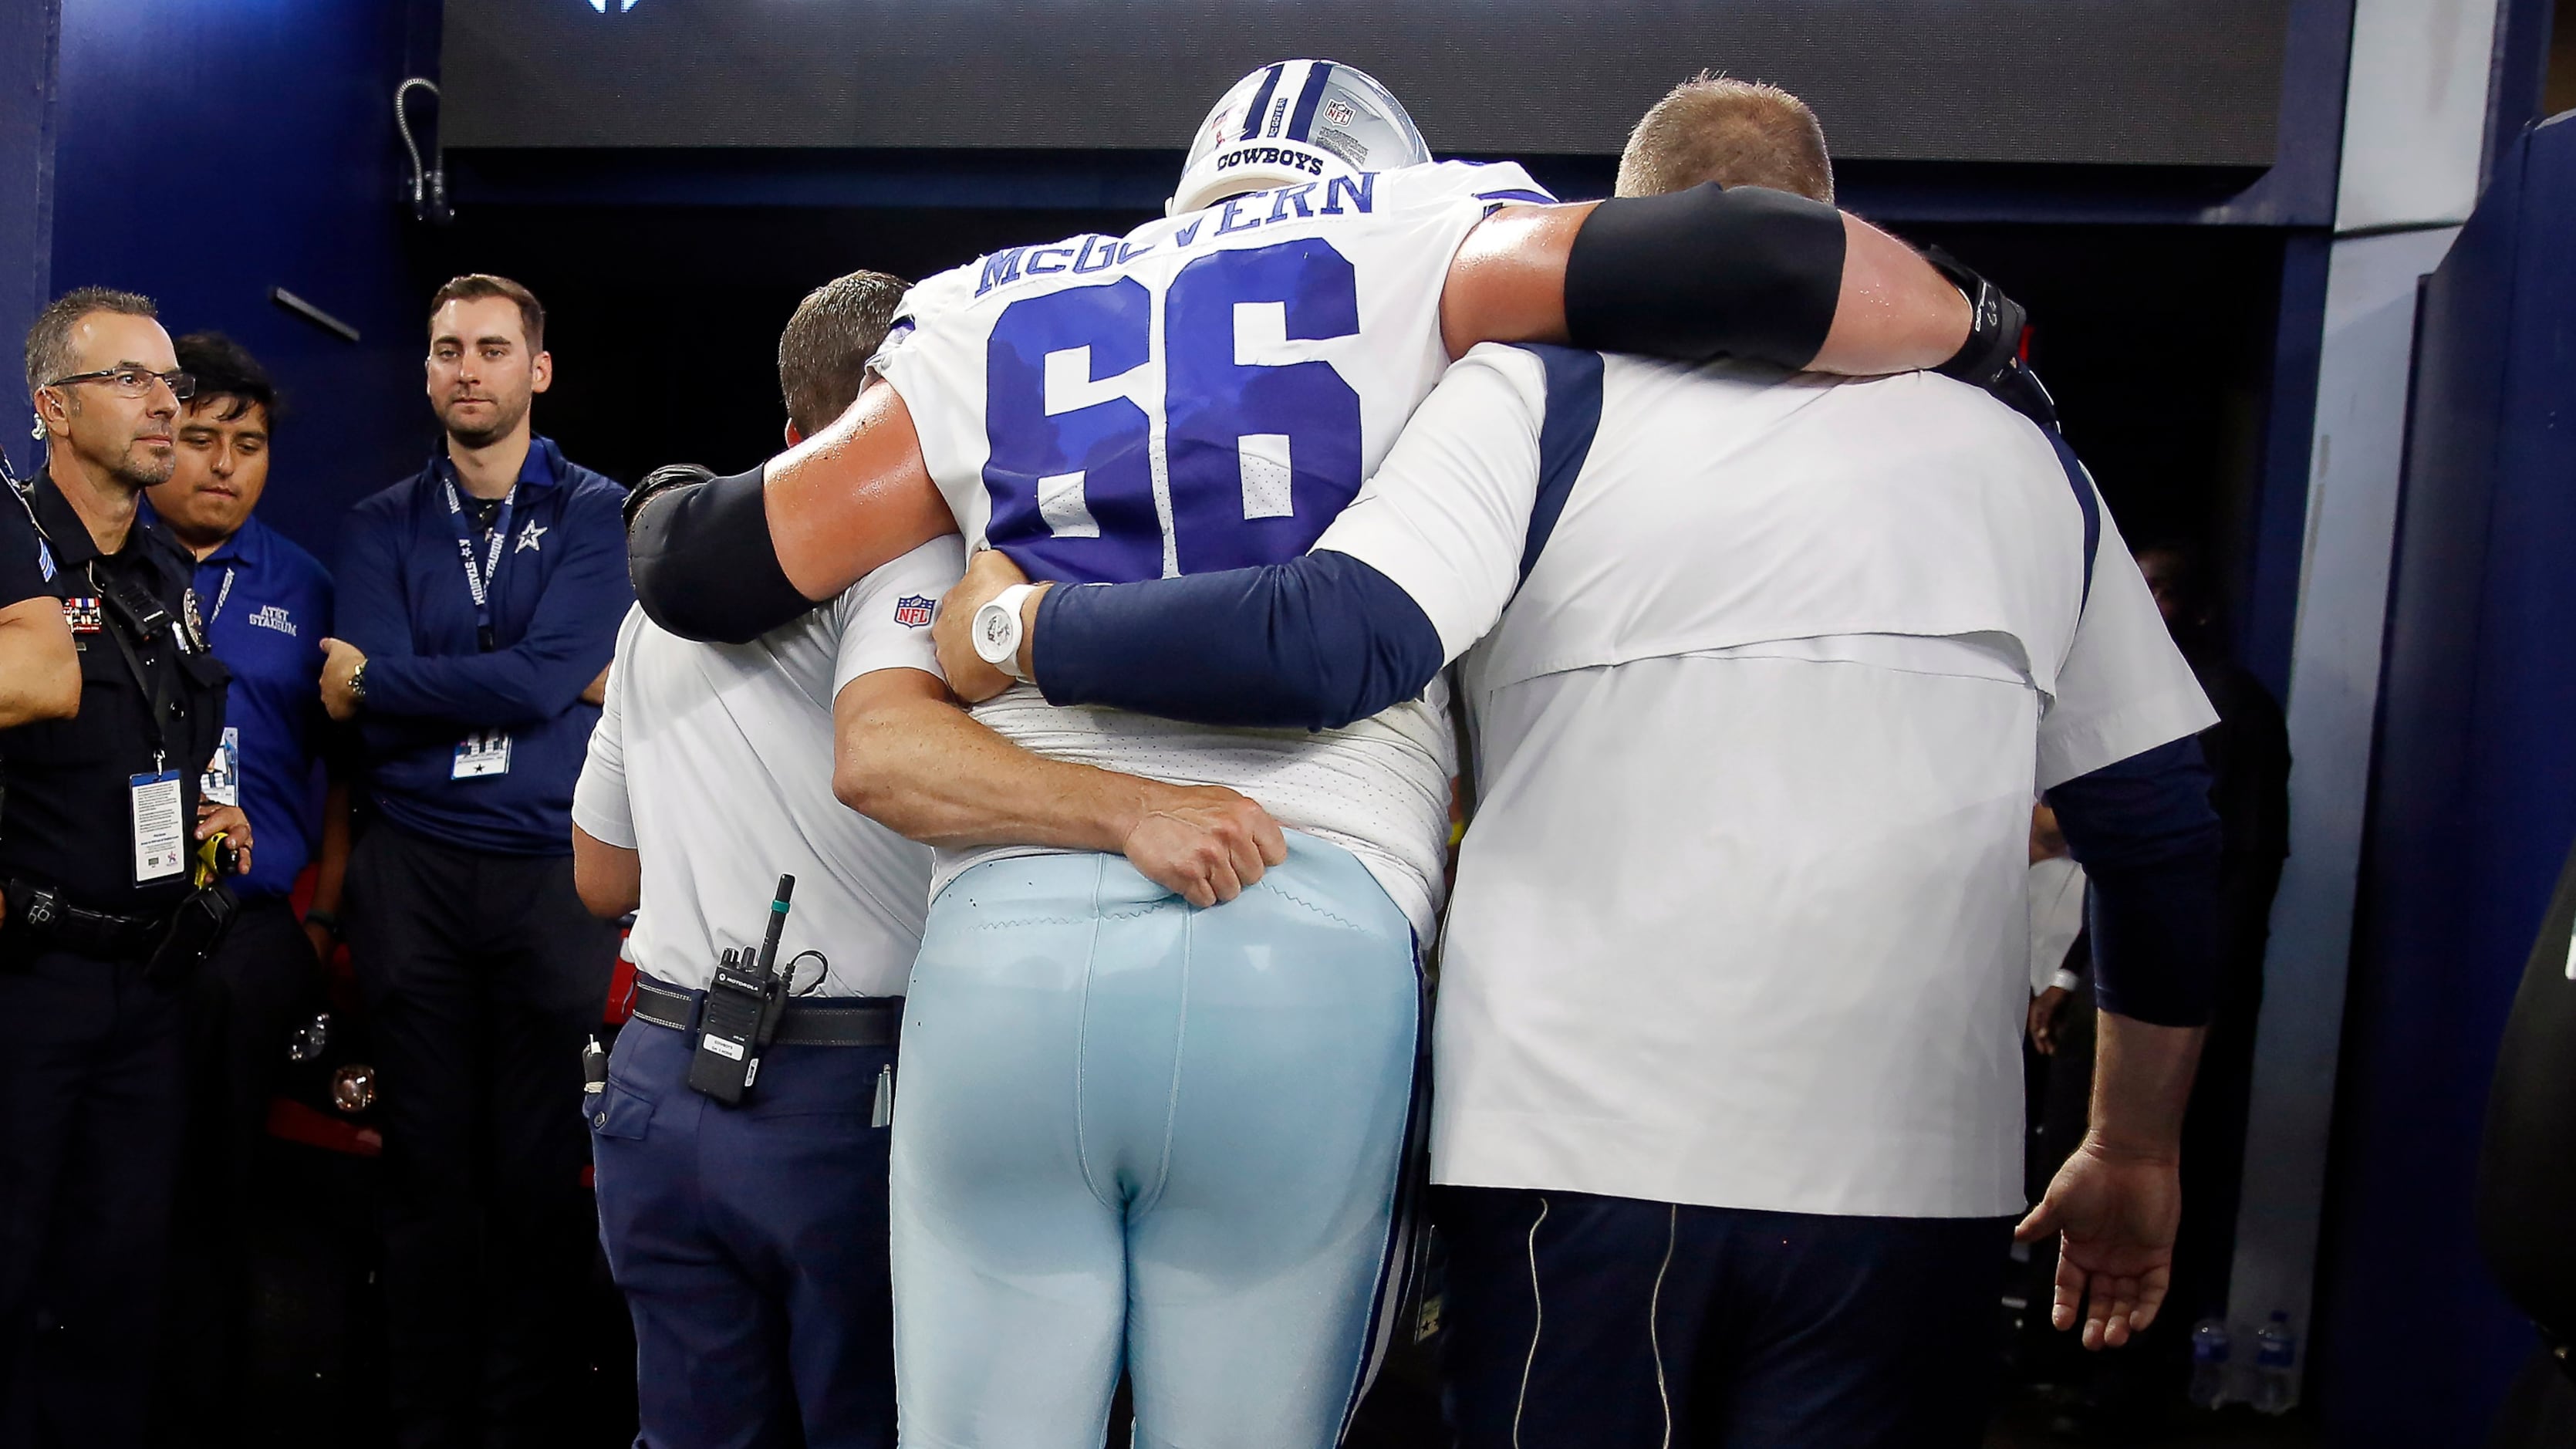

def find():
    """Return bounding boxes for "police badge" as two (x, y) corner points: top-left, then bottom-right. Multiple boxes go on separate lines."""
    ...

(181, 586), (206, 653)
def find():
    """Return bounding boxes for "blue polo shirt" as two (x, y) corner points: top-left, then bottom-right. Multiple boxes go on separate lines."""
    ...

(177, 512), (334, 900)
(336, 435), (632, 856)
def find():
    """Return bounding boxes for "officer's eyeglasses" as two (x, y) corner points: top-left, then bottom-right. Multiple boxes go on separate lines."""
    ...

(44, 367), (197, 401)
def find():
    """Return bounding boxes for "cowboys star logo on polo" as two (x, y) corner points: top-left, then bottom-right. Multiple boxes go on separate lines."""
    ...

(515, 521), (546, 553)
(893, 595), (934, 629)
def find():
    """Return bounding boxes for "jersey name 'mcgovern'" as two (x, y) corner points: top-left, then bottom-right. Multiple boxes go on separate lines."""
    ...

(974, 174), (1379, 298)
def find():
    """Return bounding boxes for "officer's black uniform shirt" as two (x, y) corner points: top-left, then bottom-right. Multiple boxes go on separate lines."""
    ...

(0, 475), (228, 916)
(0, 488), (45, 606)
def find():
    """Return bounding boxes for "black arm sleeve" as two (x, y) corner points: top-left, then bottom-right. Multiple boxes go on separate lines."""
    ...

(2046, 736), (2226, 1027)
(625, 465), (815, 644)
(1561, 184), (1845, 370)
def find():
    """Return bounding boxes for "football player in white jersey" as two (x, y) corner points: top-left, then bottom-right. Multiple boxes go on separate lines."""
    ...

(626, 59), (2024, 1449)
(934, 79), (2227, 1449)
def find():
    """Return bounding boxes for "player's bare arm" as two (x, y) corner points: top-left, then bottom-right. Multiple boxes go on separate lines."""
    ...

(832, 666), (1287, 908)
(1440, 198), (1971, 375)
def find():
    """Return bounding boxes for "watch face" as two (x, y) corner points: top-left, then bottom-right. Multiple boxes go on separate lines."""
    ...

(977, 603), (1013, 653)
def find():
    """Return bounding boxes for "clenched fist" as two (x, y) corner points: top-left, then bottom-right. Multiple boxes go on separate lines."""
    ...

(1122, 783), (1288, 907)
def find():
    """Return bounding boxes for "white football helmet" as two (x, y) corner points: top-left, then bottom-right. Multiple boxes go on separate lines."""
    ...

(1166, 60), (1431, 218)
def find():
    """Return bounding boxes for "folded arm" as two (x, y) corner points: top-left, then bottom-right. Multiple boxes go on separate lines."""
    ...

(338, 496), (632, 727)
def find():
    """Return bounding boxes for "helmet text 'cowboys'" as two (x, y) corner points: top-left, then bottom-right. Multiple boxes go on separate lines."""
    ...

(1167, 60), (1432, 218)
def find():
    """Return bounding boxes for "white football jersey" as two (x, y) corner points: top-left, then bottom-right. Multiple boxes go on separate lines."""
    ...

(871, 160), (1553, 931)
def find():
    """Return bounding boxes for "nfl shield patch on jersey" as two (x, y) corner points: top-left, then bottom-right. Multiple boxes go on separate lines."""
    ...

(893, 594), (934, 629)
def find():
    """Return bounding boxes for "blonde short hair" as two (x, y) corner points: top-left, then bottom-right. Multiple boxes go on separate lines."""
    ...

(1615, 75), (1834, 204)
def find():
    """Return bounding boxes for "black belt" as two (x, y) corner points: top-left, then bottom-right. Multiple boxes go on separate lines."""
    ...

(629, 974), (902, 1047)
(4, 878), (169, 960)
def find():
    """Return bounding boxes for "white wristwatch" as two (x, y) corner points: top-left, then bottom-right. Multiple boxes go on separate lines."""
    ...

(972, 583), (1038, 683)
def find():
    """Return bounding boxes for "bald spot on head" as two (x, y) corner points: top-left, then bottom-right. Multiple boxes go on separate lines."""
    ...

(1615, 74), (1835, 203)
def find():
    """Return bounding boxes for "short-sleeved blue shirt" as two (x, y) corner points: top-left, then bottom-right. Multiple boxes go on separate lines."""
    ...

(183, 513), (335, 900)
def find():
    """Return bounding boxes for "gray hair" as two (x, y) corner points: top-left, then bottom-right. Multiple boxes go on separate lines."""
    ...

(25, 285), (158, 398)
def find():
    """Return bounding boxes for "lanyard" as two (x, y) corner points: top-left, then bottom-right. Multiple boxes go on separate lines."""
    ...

(89, 560), (190, 769)
(204, 565), (236, 628)
(440, 475), (517, 653)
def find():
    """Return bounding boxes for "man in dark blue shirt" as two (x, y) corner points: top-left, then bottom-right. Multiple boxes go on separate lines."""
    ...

(139, 332), (343, 1437)
(319, 275), (631, 1449)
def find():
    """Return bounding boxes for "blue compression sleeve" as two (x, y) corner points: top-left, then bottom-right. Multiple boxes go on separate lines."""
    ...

(1034, 552), (1446, 730)
(2045, 736), (2224, 1027)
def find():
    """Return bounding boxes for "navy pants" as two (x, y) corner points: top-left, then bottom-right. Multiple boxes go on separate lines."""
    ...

(160, 897), (322, 1441)
(592, 997), (898, 1449)
(0, 944), (187, 1449)
(346, 824), (622, 1449)
(1439, 1186), (2012, 1449)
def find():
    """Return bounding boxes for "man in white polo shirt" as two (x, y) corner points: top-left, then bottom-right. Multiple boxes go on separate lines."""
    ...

(569, 271), (957, 1448)
(934, 79), (2224, 1447)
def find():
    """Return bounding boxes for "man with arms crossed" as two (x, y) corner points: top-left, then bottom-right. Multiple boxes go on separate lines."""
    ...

(325, 275), (631, 1447)
(572, 272), (1278, 1448)
(937, 79), (2223, 1446)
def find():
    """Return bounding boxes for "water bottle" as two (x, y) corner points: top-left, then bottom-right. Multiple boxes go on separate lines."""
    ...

(2252, 1311), (2298, 1414)
(2187, 1316), (2231, 1409)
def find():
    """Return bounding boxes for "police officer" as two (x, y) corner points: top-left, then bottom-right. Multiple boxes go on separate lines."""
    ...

(140, 332), (343, 1442)
(569, 271), (959, 1447)
(1, 287), (251, 1449)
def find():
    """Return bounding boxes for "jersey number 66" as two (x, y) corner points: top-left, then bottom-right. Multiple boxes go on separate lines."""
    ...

(981, 235), (1362, 585)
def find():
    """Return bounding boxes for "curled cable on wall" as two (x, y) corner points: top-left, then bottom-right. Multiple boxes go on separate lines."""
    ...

(396, 78), (451, 224)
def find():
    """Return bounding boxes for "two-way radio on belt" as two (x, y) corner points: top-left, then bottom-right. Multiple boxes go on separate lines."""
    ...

(687, 873), (797, 1106)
